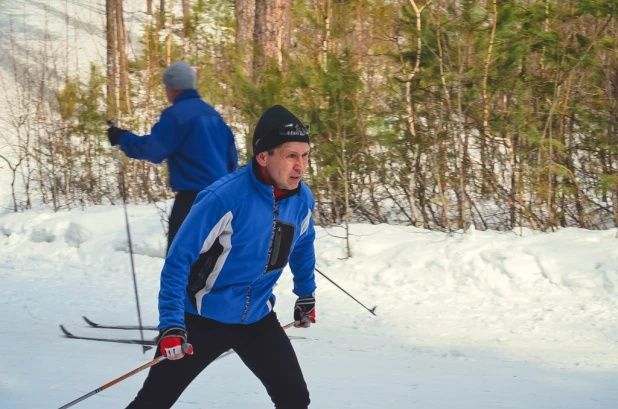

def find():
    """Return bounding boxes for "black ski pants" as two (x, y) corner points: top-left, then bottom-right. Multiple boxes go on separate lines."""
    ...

(125, 311), (310, 409)
(167, 190), (200, 254)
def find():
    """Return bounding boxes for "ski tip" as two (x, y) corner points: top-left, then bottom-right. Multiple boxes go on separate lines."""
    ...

(59, 325), (73, 337)
(82, 316), (99, 327)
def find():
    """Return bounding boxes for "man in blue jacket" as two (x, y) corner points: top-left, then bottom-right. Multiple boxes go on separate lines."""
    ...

(107, 62), (238, 251)
(125, 105), (316, 409)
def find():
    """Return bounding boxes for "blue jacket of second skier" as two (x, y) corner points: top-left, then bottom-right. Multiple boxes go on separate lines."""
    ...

(118, 90), (238, 192)
(158, 159), (317, 330)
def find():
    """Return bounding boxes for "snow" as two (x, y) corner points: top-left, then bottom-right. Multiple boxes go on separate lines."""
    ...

(0, 204), (617, 408)
(0, 2), (616, 407)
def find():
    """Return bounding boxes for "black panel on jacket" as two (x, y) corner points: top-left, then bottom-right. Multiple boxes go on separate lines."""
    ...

(266, 221), (296, 273)
(186, 238), (224, 310)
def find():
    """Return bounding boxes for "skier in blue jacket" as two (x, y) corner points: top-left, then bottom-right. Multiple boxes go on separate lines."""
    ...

(107, 62), (238, 251)
(125, 105), (316, 409)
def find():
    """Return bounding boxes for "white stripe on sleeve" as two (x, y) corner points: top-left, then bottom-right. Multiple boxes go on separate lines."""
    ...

(195, 211), (234, 314)
(300, 208), (311, 236)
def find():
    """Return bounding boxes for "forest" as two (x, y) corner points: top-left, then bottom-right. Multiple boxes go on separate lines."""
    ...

(2, 0), (618, 234)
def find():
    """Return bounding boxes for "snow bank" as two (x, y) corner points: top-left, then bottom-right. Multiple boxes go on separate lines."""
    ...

(0, 205), (616, 371)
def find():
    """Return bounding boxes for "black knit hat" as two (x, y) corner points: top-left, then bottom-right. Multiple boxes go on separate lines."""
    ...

(252, 105), (310, 155)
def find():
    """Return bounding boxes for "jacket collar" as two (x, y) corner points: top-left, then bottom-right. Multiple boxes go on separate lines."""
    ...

(173, 89), (201, 104)
(248, 159), (302, 202)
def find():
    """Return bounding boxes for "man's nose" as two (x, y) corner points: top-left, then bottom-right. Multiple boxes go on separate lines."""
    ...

(293, 157), (303, 170)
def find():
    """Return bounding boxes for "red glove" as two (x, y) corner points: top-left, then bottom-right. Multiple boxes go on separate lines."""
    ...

(294, 294), (316, 328)
(158, 327), (193, 360)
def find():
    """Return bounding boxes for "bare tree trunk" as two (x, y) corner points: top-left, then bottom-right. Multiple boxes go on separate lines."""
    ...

(253, 0), (278, 76)
(145, 0), (153, 126)
(336, 106), (352, 257)
(613, 188), (618, 230)
(235, 0), (256, 77)
(318, 0), (331, 71)
(540, 0), (550, 74)
(106, 0), (116, 116)
(482, 0), (497, 140)
(460, 120), (470, 229)
(338, 164), (352, 258)
(405, 86), (422, 228)
(399, 0), (433, 228)
(566, 112), (585, 226)
(276, 0), (292, 71)
(182, 0), (190, 37)
(436, 18), (467, 229)
(160, 0), (166, 29)
(323, 175), (339, 224)
(0, 155), (23, 212)
(235, 0), (256, 157)
(166, 0), (174, 65)
(115, 0), (131, 114)
(557, 75), (573, 226)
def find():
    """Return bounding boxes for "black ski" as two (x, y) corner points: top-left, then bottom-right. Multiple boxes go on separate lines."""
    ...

(81, 316), (306, 340)
(60, 324), (306, 362)
(60, 325), (156, 347)
(82, 316), (157, 331)
(81, 318), (307, 341)
(60, 325), (238, 360)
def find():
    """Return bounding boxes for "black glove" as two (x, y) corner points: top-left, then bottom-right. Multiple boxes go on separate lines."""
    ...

(157, 327), (193, 359)
(107, 126), (128, 146)
(294, 294), (316, 328)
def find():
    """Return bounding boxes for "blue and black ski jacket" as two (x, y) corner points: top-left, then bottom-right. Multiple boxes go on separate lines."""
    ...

(158, 159), (317, 329)
(118, 90), (238, 192)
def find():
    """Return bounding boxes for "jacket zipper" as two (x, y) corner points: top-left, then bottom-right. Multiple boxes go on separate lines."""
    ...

(240, 188), (278, 323)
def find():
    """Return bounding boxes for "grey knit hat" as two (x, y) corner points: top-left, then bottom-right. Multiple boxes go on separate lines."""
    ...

(162, 62), (196, 90)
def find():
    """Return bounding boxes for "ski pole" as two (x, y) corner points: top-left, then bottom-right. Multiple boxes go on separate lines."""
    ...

(57, 355), (166, 409)
(57, 322), (291, 408)
(107, 120), (147, 353)
(58, 340), (193, 409)
(315, 267), (377, 316)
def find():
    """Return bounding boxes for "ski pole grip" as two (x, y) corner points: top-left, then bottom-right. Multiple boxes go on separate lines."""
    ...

(182, 343), (194, 355)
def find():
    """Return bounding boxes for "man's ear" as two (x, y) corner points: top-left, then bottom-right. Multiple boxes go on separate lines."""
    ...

(255, 151), (268, 166)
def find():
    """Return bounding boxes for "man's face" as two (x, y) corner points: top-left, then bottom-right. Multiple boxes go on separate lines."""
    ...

(257, 142), (310, 190)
